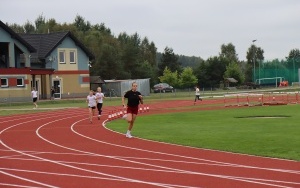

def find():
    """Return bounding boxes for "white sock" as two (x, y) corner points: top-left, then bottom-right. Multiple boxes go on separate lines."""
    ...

(127, 130), (130, 134)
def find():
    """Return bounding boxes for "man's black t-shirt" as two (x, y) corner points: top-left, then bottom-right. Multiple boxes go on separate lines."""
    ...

(124, 90), (142, 107)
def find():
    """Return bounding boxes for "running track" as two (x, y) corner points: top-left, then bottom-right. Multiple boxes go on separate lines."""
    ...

(1, 100), (299, 188)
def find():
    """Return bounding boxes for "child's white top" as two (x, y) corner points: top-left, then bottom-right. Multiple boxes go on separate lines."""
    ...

(87, 95), (96, 107)
(95, 92), (104, 103)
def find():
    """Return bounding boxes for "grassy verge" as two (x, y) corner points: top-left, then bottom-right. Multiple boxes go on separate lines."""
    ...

(107, 105), (300, 161)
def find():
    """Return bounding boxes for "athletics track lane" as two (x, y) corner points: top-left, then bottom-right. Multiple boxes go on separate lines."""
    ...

(0, 100), (299, 188)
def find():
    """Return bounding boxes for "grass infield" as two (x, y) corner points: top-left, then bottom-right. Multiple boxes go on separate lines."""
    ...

(107, 105), (300, 161)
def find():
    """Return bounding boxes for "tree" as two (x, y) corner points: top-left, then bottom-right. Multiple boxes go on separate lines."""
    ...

(287, 48), (300, 60)
(74, 15), (91, 32)
(223, 62), (245, 84)
(158, 47), (181, 76)
(179, 67), (198, 88)
(194, 61), (208, 87)
(35, 14), (46, 33)
(117, 32), (141, 78)
(205, 56), (226, 88)
(93, 23), (111, 35)
(140, 37), (157, 67)
(178, 55), (204, 68)
(135, 60), (155, 80)
(158, 67), (179, 88)
(8, 23), (24, 33)
(246, 45), (264, 82)
(23, 20), (35, 33)
(219, 43), (239, 63)
(287, 48), (300, 82)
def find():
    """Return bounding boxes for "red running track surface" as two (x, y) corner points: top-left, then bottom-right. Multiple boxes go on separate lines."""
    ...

(0, 100), (299, 188)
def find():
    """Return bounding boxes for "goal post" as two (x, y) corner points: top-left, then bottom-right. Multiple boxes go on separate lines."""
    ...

(256, 77), (284, 86)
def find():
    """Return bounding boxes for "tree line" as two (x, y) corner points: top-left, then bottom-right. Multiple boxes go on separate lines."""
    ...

(7, 14), (300, 88)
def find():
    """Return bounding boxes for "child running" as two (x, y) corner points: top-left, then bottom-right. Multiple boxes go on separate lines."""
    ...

(194, 85), (202, 105)
(31, 87), (38, 109)
(86, 90), (97, 123)
(95, 87), (105, 120)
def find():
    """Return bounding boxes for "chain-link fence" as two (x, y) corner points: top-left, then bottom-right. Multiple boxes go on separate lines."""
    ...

(254, 59), (300, 86)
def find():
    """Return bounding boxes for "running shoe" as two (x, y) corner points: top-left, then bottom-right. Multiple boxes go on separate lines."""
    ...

(126, 132), (133, 138)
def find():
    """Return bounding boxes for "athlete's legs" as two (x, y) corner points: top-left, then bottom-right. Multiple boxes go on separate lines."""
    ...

(127, 114), (137, 131)
(88, 107), (93, 122)
(97, 103), (103, 115)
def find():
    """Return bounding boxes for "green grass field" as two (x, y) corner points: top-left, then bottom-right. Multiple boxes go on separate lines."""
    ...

(107, 105), (300, 161)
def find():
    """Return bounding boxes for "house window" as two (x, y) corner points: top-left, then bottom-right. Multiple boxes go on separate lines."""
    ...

(70, 51), (76, 64)
(59, 51), (65, 64)
(1, 78), (8, 87)
(17, 78), (24, 87)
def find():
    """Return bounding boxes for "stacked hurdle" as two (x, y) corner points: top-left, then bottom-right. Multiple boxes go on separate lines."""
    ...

(287, 92), (300, 104)
(224, 92), (299, 108)
(107, 105), (150, 121)
(224, 93), (258, 107)
(247, 93), (264, 107)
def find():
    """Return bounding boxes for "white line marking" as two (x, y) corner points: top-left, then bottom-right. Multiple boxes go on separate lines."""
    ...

(0, 170), (58, 188)
(2, 108), (299, 188)
(2, 157), (300, 186)
(2, 148), (299, 174)
(2, 115), (176, 188)
(81, 119), (299, 175)
(70, 119), (297, 187)
(0, 183), (43, 188)
(0, 168), (202, 188)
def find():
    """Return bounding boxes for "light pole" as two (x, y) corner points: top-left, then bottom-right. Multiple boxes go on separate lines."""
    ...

(252, 40), (257, 84)
(293, 55), (296, 83)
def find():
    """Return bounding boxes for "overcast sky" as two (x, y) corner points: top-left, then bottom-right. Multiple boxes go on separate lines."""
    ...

(1, 0), (299, 60)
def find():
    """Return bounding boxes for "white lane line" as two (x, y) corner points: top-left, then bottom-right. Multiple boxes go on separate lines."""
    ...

(0, 148), (238, 168)
(0, 183), (43, 188)
(123, 105), (299, 163)
(114, 156), (300, 174)
(0, 149), (97, 157)
(0, 111), (90, 188)
(0, 107), (80, 111)
(1, 157), (182, 174)
(0, 108), (84, 125)
(2, 149), (299, 174)
(0, 170), (58, 188)
(2, 109), (298, 188)
(69, 118), (298, 188)
(73, 119), (299, 175)
(0, 154), (29, 159)
(2, 115), (175, 188)
(0, 138), (189, 188)
(1, 168), (200, 188)
(2, 157), (300, 187)
(233, 176), (300, 186)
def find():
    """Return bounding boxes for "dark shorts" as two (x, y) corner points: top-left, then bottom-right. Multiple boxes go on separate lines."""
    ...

(33, 97), (37, 102)
(89, 106), (96, 109)
(127, 106), (138, 115)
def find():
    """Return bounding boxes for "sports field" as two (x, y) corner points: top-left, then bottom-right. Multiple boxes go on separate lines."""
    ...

(108, 104), (300, 161)
(1, 90), (300, 161)
(1, 91), (300, 187)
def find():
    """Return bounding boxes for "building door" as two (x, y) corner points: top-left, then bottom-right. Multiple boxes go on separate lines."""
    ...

(53, 80), (61, 99)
